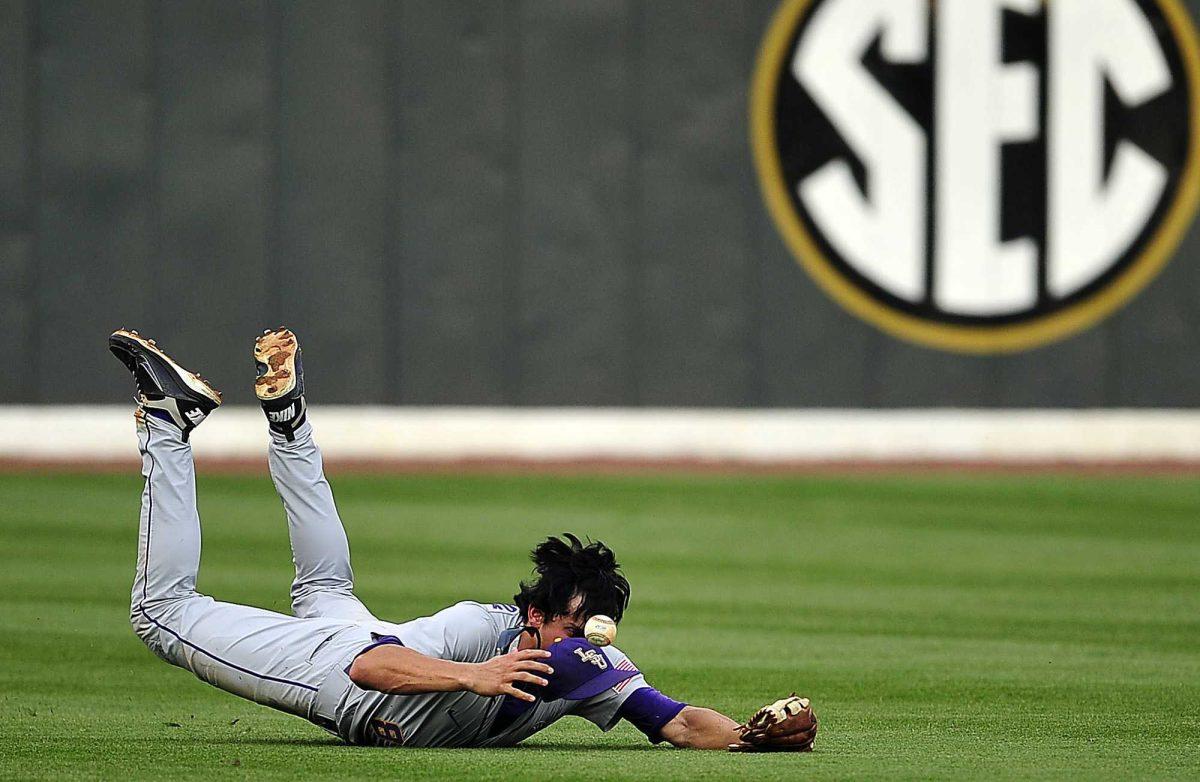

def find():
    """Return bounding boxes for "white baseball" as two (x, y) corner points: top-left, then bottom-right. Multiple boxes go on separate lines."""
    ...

(584, 614), (617, 647)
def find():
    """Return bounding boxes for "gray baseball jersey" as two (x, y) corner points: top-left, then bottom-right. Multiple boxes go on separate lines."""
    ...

(128, 413), (655, 749)
(321, 602), (650, 747)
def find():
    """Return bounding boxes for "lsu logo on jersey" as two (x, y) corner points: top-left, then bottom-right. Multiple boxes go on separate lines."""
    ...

(573, 647), (608, 670)
(752, 0), (1200, 353)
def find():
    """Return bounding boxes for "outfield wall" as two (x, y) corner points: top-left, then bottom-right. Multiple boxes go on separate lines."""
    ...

(4, 407), (1200, 466)
(3, 1), (1200, 410)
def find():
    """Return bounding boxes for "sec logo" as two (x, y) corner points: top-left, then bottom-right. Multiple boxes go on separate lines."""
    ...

(752, 0), (1200, 353)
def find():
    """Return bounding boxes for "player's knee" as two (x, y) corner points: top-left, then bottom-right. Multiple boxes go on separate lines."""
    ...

(290, 582), (364, 619)
(129, 604), (168, 658)
(129, 605), (153, 642)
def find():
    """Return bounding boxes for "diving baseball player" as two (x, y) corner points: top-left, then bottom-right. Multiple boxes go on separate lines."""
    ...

(107, 327), (817, 751)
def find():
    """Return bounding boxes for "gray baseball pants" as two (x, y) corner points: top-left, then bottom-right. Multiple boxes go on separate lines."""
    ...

(128, 412), (381, 722)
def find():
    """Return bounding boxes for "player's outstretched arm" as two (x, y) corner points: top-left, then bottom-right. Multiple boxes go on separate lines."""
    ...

(348, 645), (553, 703)
(657, 706), (742, 750)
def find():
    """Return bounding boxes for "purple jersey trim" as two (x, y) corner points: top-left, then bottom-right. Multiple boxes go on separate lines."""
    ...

(617, 686), (687, 743)
(361, 633), (404, 655)
(137, 606), (319, 693)
(344, 634), (404, 673)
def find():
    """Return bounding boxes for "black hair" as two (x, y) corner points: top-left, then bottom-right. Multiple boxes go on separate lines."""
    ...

(514, 533), (631, 624)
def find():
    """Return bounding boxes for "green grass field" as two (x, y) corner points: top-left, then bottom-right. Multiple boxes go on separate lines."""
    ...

(2, 470), (1199, 780)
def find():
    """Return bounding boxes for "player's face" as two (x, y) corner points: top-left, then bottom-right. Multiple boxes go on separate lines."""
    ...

(524, 594), (588, 650)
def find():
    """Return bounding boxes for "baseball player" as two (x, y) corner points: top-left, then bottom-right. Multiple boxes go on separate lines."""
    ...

(107, 327), (817, 751)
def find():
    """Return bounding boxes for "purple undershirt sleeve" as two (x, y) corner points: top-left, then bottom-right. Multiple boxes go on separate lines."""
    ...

(617, 686), (687, 743)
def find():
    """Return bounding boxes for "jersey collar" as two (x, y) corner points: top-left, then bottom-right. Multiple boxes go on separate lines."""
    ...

(496, 624), (526, 654)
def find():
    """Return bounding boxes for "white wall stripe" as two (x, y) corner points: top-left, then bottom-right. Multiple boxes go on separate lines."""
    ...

(2, 406), (1200, 463)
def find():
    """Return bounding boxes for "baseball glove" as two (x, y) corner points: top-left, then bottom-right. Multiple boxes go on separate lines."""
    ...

(728, 693), (818, 752)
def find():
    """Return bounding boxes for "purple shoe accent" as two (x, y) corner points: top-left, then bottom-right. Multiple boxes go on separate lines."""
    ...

(142, 407), (177, 429)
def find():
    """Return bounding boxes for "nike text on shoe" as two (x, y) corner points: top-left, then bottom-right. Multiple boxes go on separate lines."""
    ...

(108, 329), (222, 442)
(254, 327), (306, 441)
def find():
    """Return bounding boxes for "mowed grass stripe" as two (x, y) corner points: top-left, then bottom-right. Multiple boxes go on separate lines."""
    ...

(0, 472), (1197, 780)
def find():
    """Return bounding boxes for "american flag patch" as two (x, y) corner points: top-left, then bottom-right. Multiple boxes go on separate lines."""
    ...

(612, 659), (639, 692)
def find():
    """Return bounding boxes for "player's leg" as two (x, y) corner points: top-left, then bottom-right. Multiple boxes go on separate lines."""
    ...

(132, 412), (368, 720)
(110, 331), (363, 721)
(129, 409), (203, 625)
(255, 328), (377, 622)
(109, 329), (222, 619)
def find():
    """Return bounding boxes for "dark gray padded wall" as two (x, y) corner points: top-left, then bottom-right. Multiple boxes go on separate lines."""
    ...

(394, 2), (512, 405)
(0, 1), (32, 401)
(275, 1), (392, 402)
(637, 1), (761, 406)
(513, 0), (636, 405)
(4, 0), (1199, 407)
(34, 0), (155, 403)
(155, 0), (271, 393)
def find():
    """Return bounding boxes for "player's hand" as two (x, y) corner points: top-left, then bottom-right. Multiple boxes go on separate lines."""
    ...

(464, 649), (554, 702)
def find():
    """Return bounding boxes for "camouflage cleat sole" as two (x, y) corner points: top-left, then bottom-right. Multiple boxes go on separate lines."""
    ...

(253, 328), (302, 401)
(253, 327), (307, 441)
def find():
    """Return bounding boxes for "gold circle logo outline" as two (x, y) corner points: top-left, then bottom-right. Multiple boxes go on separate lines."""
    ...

(750, 0), (1200, 354)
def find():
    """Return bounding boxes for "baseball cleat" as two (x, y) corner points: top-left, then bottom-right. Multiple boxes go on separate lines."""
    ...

(108, 329), (222, 442)
(254, 327), (306, 441)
